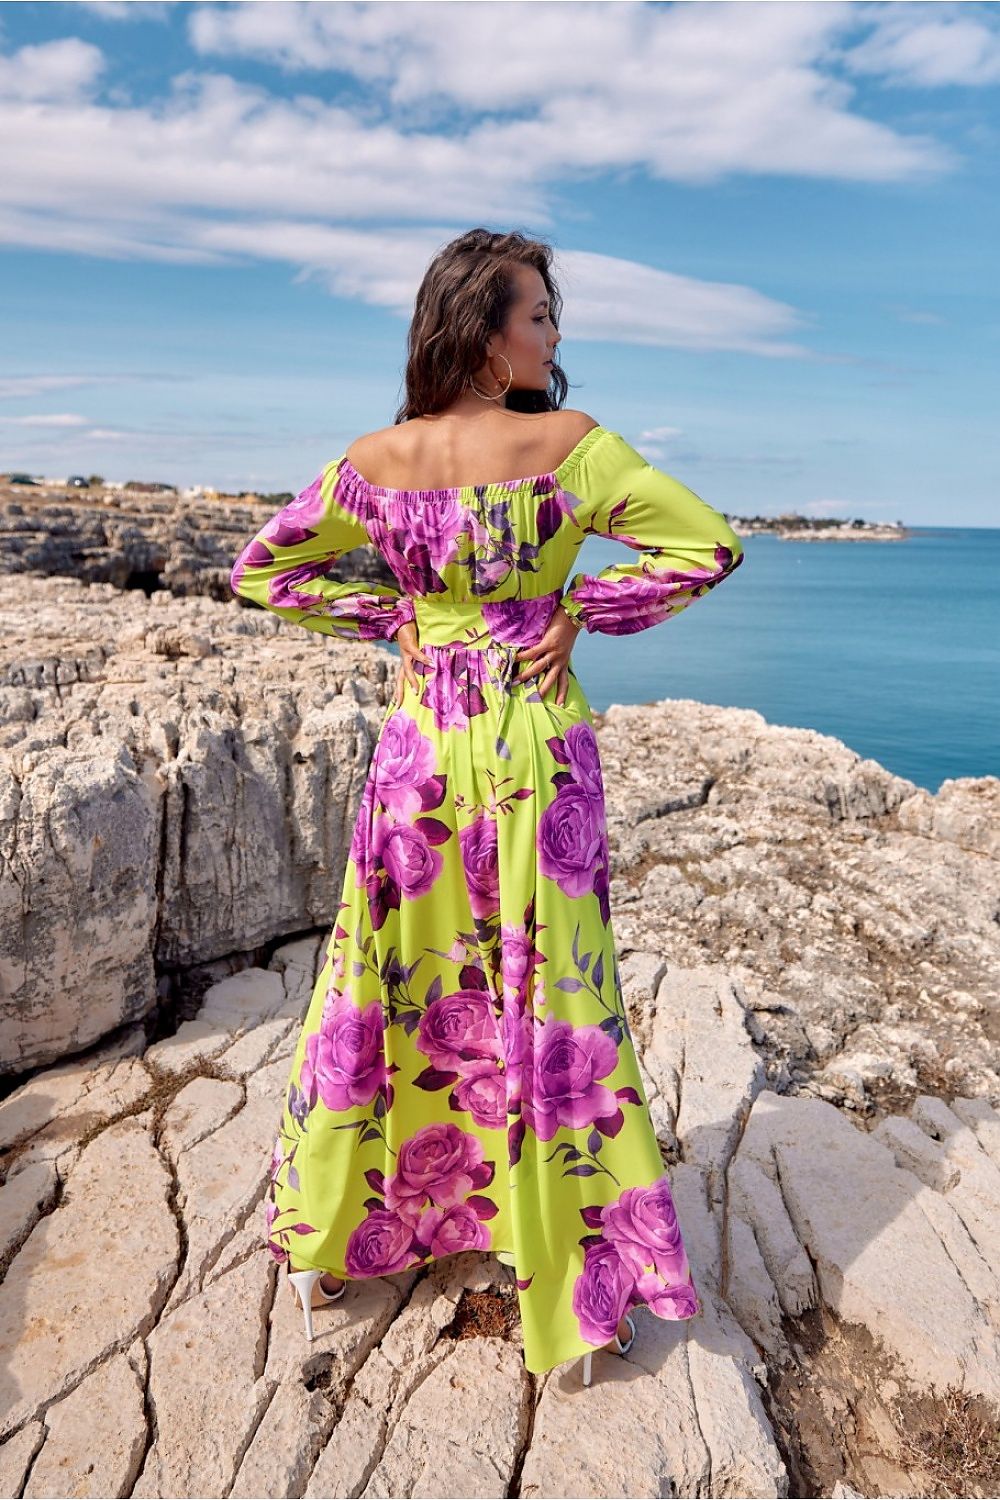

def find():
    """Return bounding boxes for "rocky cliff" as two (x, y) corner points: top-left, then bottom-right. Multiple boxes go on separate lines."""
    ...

(2, 566), (999, 1498)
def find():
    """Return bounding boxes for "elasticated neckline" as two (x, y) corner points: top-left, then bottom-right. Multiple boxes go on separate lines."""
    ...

(336, 423), (612, 501)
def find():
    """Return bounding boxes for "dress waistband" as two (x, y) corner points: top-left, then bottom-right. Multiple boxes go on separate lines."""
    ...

(408, 590), (568, 755)
(411, 589), (562, 649)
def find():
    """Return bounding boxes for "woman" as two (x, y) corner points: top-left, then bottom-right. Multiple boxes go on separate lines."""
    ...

(230, 227), (745, 1386)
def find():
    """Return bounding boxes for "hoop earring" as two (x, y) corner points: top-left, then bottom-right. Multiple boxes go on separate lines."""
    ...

(468, 352), (513, 401)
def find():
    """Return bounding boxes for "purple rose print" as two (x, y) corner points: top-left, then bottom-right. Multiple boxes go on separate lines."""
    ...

(344, 1207), (418, 1277)
(563, 723), (605, 801)
(418, 648), (491, 734)
(459, 814), (500, 919)
(537, 784), (605, 899)
(537, 723), (612, 918)
(342, 479), (467, 599)
(571, 1239), (635, 1345)
(374, 817), (445, 900)
(369, 522), (442, 598)
(343, 1123), (499, 1276)
(330, 468), (370, 523)
(423, 1202), (493, 1256)
(565, 546), (739, 636)
(346, 717), (452, 924)
(385, 493), (468, 573)
(496, 998), (532, 1120)
(632, 1274), (700, 1318)
(374, 714), (441, 820)
(383, 1122), (486, 1225)
(299, 992), (387, 1112)
(453, 1068), (507, 1130)
(416, 990), (502, 1074)
(259, 474), (326, 543)
(500, 921), (540, 1006)
(572, 1172), (701, 1342)
(348, 775), (379, 887)
(266, 560), (344, 612)
(482, 592), (559, 645)
(521, 1013), (620, 1141)
(601, 1179), (690, 1282)
(500, 997), (531, 1078)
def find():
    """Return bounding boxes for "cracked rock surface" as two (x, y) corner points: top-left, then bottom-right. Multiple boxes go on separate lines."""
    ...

(599, 699), (1000, 1115)
(3, 572), (1000, 1496)
(0, 573), (396, 1073)
(0, 487), (394, 602)
(3, 939), (1000, 1498)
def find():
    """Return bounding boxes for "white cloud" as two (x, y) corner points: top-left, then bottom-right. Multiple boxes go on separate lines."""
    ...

(72, 2), (171, 21)
(0, 36), (104, 100)
(0, 373), (190, 398)
(0, 4), (977, 361)
(839, 2), (1000, 88)
(0, 374), (107, 398)
(186, 0), (956, 182)
(891, 306), (948, 326)
(193, 220), (817, 356)
(0, 412), (89, 427)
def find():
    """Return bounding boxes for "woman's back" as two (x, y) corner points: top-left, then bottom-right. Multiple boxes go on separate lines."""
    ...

(231, 405), (744, 1379)
(344, 410), (599, 495)
(230, 419), (744, 640)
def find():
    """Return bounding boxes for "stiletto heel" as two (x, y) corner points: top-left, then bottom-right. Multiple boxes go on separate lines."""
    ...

(579, 1312), (637, 1386)
(287, 1267), (347, 1341)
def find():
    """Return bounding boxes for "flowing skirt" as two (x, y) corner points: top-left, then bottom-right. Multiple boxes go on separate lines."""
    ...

(264, 609), (700, 1375)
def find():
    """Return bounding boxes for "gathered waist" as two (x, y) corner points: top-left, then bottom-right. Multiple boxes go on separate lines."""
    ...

(411, 588), (563, 649)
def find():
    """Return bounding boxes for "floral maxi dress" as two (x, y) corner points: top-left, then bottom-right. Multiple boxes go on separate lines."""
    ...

(230, 423), (745, 1375)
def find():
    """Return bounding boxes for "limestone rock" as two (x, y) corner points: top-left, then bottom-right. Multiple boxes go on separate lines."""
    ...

(0, 1115), (177, 1440)
(2, 946), (1000, 1496)
(0, 572), (392, 1073)
(23, 1346), (148, 1499)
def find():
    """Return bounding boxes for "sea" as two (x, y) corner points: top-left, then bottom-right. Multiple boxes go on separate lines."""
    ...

(379, 526), (997, 795)
(561, 526), (999, 796)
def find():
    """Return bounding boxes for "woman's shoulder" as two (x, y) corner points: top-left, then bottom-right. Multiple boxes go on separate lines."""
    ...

(555, 408), (602, 436)
(343, 410), (605, 485)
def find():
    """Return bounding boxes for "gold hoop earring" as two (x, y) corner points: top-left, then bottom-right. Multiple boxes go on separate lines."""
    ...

(468, 352), (513, 401)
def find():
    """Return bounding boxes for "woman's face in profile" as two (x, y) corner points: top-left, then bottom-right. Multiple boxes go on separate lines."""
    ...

(493, 263), (561, 392)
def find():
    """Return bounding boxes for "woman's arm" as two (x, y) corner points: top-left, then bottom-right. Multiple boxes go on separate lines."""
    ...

(559, 431), (745, 635)
(229, 457), (416, 642)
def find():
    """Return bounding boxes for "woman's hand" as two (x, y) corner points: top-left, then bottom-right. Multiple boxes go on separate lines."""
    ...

(392, 620), (434, 707)
(513, 604), (584, 707)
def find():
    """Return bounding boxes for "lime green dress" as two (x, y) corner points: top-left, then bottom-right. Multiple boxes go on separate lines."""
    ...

(230, 424), (744, 1374)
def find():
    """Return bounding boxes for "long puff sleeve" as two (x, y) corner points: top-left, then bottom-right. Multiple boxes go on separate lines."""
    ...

(559, 430), (745, 635)
(229, 455), (416, 642)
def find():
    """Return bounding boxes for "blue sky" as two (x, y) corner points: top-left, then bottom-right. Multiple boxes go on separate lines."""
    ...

(0, 0), (997, 523)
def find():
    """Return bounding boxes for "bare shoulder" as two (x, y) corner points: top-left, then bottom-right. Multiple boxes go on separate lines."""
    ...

(343, 412), (601, 483)
(549, 409), (602, 443)
(343, 426), (397, 471)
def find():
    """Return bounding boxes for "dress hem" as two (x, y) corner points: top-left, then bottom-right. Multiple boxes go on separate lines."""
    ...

(279, 1243), (702, 1376)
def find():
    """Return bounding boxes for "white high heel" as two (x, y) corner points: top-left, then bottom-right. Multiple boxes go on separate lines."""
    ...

(581, 1311), (637, 1387)
(287, 1267), (347, 1341)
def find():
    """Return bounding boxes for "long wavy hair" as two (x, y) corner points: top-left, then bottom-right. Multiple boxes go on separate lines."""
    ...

(392, 228), (571, 423)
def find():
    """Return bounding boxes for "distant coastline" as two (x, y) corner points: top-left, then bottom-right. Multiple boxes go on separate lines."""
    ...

(728, 513), (908, 542)
(4, 474), (910, 541)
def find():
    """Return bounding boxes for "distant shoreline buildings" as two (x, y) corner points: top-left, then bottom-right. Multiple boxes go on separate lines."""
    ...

(1, 473), (908, 538)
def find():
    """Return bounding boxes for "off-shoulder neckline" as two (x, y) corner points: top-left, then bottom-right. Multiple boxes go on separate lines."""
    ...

(335, 423), (612, 500)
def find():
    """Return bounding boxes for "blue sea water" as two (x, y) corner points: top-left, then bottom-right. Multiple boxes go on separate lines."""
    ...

(564, 526), (1000, 795)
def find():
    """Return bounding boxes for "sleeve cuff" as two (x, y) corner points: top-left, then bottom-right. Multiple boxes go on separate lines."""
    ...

(559, 591), (588, 632)
(384, 597), (417, 640)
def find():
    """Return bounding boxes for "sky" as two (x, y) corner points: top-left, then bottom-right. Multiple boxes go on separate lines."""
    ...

(0, 0), (997, 524)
